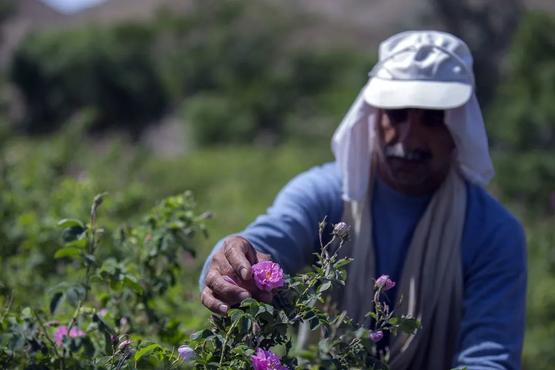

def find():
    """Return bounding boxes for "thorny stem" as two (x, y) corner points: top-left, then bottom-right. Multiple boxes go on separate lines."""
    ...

(318, 217), (327, 256)
(66, 194), (106, 351)
(219, 318), (240, 366)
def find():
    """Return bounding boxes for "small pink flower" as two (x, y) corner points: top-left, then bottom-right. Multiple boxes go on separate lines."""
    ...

(251, 348), (288, 370)
(375, 275), (396, 291)
(369, 330), (384, 343)
(53, 325), (85, 346)
(252, 261), (284, 292)
(178, 344), (195, 362)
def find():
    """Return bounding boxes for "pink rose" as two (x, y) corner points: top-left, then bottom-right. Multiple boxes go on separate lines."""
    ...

(53, 325), (85, 346)
(375, 275), (396, 291)
(251, 348), (288, 370)
(252, 261), (284, 292)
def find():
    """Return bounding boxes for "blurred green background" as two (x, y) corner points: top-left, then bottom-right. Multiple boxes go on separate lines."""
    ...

(0, 0), (554, 368)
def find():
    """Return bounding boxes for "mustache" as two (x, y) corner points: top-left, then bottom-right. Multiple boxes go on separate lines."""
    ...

(384, 143), (431, 161)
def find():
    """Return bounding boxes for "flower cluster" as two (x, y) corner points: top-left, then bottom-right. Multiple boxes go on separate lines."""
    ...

(251, 348), (288, 370)
(252, 261), (284, 292)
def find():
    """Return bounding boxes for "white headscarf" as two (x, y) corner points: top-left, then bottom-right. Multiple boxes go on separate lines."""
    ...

(331, 31), (494, 201)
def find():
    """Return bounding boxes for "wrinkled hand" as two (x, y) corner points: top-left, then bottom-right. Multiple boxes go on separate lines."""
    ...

(201, 236), (272, 315)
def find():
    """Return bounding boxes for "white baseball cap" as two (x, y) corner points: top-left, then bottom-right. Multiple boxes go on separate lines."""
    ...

(363, 31), (475, 109)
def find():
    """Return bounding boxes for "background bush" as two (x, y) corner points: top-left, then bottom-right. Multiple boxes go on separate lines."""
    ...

(487, 12), (555, 214)
(10, 23), (166, 137)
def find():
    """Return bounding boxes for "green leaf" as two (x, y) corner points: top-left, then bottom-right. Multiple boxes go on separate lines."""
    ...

(50, 292), (64, 314)
(58, 219), (85, 229)
(240, 298), (258, 307)
(191, 329), (213, 341)
(64, 238), (87, 249)
(398, 315), (421, 334)
(54, 247), (82, 259)
(21, 307), (32, 319)
(334, 259), (351, 269)
(318, 281), (332, 294)
(122, 276), (143, 294)
(134, 343), (161, 362)
(229, 309), (244, 322)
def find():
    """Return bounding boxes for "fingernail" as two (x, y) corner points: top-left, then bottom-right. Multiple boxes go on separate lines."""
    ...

(239, 292), (250, 300)
(240, 267), (249, 280)
(219, 304), (228, 314)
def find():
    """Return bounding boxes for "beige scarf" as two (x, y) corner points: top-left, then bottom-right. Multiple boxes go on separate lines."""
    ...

(338, 167), (466, 370)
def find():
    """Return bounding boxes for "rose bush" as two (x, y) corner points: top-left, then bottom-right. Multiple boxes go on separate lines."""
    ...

(0, 192), (210, 369)
(183, 219), (422, 369)
(0, 191), (426, 369)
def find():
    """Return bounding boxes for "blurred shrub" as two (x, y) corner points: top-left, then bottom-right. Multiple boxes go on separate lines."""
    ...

(521, 218), (555, 370)
(9, 1), (371, 144)
(492, 151), (555, 214)
(488, 12), (555, 151)
(183, 93), (256, 145)
(158, 1), (371, 145)
(10, 22), (166, 137)
(487, 12), (555, 212)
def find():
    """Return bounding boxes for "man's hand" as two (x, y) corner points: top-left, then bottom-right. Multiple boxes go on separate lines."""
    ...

(201, 236), (272, 315)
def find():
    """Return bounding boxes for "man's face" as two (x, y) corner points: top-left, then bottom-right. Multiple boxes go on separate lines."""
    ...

(374, 108), (455, 195)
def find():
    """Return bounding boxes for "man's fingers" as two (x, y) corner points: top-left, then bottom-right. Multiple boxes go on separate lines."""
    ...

(224, 237), (256, 281)
(205, 269), (252, 303)
(210, 275), (251, 304)
(200, 287), (228, 315)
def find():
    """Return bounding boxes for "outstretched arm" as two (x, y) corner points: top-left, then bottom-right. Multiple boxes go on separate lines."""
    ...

(199, 163), (343, 311)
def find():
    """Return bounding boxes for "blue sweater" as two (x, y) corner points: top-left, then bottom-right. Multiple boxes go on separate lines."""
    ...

(201, 162), (527, 370)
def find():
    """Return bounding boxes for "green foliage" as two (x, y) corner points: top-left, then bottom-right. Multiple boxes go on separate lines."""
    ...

(492, 151), (555, 213)
(0, 191), (209, 369)
(522, 217), (555, 370)
(488, 12), (555, 151)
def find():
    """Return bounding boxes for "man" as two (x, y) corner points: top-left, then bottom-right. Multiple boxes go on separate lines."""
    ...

(199, 31), (527, 370)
